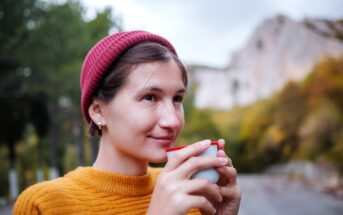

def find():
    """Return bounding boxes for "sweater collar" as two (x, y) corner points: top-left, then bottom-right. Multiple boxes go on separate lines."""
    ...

(65, 167), (156, 196)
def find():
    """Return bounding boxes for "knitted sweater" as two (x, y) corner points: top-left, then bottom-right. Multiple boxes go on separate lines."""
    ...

(13, 167), (201, 215)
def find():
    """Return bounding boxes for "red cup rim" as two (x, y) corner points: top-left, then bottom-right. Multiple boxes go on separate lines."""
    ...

(165, 141), (218, 152)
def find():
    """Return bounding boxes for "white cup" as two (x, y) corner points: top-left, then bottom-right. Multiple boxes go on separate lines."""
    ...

(166, 142), (220, 183)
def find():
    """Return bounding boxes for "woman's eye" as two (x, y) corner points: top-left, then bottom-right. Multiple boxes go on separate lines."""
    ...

(173, 95), (184, 103)
(143, 94), (156, 101)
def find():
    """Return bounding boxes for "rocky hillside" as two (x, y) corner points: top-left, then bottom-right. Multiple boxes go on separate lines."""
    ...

(191, 15), (343, 109)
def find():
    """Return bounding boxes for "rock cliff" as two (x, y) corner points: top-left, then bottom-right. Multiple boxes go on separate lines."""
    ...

(191, 15), (343, 109)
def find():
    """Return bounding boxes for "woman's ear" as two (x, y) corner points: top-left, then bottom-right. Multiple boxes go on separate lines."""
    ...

(88, 100), (105, 126)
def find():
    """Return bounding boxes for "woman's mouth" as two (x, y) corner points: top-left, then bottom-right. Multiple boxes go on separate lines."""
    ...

(149, 136), (175, 147)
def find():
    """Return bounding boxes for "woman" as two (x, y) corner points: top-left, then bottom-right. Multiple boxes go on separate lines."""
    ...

(14, 31), (241, 214)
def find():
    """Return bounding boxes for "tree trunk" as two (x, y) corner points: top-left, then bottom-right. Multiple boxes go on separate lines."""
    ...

(36, 168), (44, 182)
(49, 104), (60, 179)
(8, 140), (18, 200)
(74, 116), (84, 166)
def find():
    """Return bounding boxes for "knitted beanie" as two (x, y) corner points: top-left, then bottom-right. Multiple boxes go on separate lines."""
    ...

(80, 30), (177, 123)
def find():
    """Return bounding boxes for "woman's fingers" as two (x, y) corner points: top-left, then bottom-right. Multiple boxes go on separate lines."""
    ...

(164, 139), (212, 171)
(174, 156), (228, 179)
(186, 195), (217, 215)
(219, 185), (241, 199)
(217, 166), (238, 187)
(185, 179), (223, 203)
(217, 150), (232, 166)
(215, 139), (237, 186)
(158, 178), (222, 203)
(157, 179), (221, 214)
(217, 139), (225, 151)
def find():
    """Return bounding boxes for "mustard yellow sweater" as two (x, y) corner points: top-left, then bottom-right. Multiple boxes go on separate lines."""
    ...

(13, 167), (201, 215)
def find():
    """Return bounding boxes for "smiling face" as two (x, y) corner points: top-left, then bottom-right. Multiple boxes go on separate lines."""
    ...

(98, 59), (186, 163)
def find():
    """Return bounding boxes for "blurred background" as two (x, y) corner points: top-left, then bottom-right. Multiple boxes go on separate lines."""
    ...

(1, 0), (343, 214)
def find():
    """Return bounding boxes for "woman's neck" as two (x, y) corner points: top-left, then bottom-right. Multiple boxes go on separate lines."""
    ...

(93, 138), (148, 176)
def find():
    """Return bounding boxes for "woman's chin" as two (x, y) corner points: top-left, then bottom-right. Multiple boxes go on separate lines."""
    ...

(148, 155), (168, 164)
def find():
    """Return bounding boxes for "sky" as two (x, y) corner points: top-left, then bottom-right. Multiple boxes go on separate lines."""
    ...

(81, 0), (343, 68)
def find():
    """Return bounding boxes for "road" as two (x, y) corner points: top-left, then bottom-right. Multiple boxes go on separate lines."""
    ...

(238, 174), (343, 215)
(1, 174), (342, 215)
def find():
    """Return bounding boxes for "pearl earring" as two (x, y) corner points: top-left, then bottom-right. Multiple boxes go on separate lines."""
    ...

(97, 121), (104, 130)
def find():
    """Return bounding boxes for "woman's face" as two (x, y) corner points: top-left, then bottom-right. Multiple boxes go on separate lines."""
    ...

(100, 60), (186, 163)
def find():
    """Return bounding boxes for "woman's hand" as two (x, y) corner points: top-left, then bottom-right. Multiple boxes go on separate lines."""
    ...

(214, 139), (241, 215)
(147, 140), (228, 215)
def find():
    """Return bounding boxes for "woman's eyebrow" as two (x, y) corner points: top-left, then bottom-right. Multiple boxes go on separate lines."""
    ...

(177, 88), (186, 94)
(142, 87), (163, 92)
(139, 87), (186, 94)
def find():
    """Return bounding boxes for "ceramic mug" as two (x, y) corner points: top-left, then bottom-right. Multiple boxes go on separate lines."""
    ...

(166, 141), (220, 183)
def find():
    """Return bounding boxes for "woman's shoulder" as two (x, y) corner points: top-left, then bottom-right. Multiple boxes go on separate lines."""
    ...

(13, 171), (78, 214)
(18, 176), (69, 198)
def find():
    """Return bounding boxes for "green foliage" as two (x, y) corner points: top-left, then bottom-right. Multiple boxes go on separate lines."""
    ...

(240, 98), (276, 143)
(1, 0), (343, 201)
(305, 57), (343, 110)
(179, 86), (221, 145)
(0, 0), (120, 199)
(0, 0), (50, 178)
(297, 99), (343, 159)
(180, 57), (343, 173)
(326, 131), (343, 171)
(219, 57), (343, 173)
(0, 146), (9, 197)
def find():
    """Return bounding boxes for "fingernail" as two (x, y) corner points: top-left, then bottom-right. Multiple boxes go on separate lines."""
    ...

(200, 140), (211, 148)
(219, 157), (228, 164)
(218, 139), (225, 146)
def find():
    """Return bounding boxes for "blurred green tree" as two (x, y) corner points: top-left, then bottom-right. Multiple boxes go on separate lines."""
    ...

(0, 0), (120, 199)
(20, 0), (118, 176)
(297, 99), (343, 160)
(273, 81), (308, 158)
(179, 85), (221, 145)
(0, 0), (50, 200)
(206, 57), (343, 173)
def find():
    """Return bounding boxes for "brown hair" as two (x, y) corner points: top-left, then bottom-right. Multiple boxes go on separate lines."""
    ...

(89, 42), (188, 137)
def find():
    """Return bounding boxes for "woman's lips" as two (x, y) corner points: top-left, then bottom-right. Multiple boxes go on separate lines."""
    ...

(149, 136), (175, 147)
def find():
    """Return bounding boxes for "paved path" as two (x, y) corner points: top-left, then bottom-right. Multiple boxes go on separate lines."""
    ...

(238, 174), (343, 215)
(0, 202), (13, 215)
(1, 175), (342, 214)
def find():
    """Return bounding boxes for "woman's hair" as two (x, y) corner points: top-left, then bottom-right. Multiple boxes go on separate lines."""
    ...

(89, 41), (188, 137)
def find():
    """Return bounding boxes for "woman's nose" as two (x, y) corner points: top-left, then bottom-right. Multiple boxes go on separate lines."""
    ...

(158, 103), (182, 129)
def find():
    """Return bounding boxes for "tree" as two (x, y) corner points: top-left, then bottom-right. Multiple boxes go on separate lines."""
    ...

(20, 0), (118, 176)
(0, 0), (51, 200)
(179, 86), (221, 145)
(297, 99), (343, 160)
(0, 0), (120, 199)
(273, 81), (308, 157)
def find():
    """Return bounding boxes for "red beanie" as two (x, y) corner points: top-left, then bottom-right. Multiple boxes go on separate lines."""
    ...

(80, 30), (177, 124)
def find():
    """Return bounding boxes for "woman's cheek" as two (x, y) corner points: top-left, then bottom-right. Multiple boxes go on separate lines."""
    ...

(178, 107), (185, 129)
(131, 110), (157, 130)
